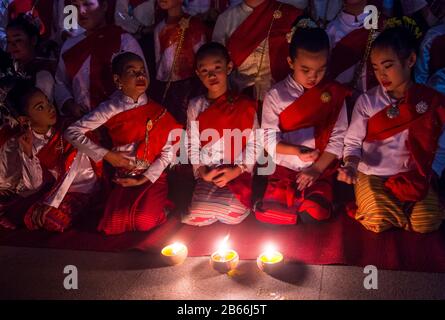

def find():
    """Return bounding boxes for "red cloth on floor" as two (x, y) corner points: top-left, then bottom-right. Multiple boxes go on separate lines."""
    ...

(1, 210), (445, 272)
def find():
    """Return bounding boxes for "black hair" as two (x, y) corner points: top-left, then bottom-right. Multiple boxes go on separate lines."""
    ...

(371, 26), (419, 62)
(5, 79), (43, 117)
(289, 17), (330, 60)
(6, 13), (40, 41)
(195, 42), (231, 65)
(111, 52), (144, 75)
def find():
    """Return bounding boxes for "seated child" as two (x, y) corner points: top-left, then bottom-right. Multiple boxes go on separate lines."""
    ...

(339, 22), (445, 233)
(1, 80), (100, 232)
(65, 52), (182, 235)
(257, 19), (350, 225)
(181, 42), (259, 226)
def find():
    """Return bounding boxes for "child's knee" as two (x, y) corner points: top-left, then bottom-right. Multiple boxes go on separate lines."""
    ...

(298, 197), (331, 222)
(410, 220), (443, 234)
(357, 214), (394, 233)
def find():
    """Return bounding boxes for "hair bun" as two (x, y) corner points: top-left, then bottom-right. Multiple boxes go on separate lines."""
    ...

(294, 18), (318, 30)
(383, 16), (422, 40)
(287, 17), (318, 43)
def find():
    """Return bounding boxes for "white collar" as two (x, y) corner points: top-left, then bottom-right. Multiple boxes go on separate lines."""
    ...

(381, 85), (401, 105)
(339, 10), (368, 28)
(114, 91), (148, 105)
(241, 1), (255, 13)
(285, 74), (306, 95)
(32, 127), (53, 141)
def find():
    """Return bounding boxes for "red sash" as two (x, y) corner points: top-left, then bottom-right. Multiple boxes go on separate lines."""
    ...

(158, 15), (207, 80)
(36, 121), (77, 176)
(430, 34), (445, 76)
(226, 0), (302, 82)
(329, 27), (378, 90)
(62, 25), (125, 109)
(8, 0), (54, 39)
(36, 120), (103, 200)
(279, 81), (351, 154)
(365, 84), (445, 201)
(103, 101), (182, 163)
(37, 120), (102, 176)
(196, 92), (257, 208)
(197, 93), (257, 162)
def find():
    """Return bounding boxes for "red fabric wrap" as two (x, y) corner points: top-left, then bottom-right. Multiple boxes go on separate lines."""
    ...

(256, 165), (333, 224)
(98, 172), (171, 235)
(62, 25), (125, 109)
(330, 28), (369, 79)
(365, 84), (445, 201)
(24, 192), (91, 232)
(158, 15), (207, 80)
(36, 121), (76, 174)
(103, 101), (182, 163)
(38, 121), (103, 173)
(329, 26), (380, 90)
(196, 92), (257, 161)
(279, 81), (351, 153)
(196, 92), (257, 208)
(227, 171), (253, 208)
(226, 0), (301, 82)
(36, 120), (103, 201)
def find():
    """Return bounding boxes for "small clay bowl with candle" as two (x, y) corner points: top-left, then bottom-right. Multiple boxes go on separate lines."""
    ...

(161, 243), (188, 266)
(257, 250), (284, 274)
(210, 250), (239, 273)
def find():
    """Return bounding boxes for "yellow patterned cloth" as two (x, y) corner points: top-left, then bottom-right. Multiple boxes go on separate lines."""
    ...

(353, 172), (445, 233)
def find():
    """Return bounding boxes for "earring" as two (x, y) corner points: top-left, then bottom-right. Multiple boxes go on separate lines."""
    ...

(117, 83), (123, 90)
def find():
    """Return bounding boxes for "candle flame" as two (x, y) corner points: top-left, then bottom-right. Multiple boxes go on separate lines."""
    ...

(264, 244), (277, 260)
(217, 235), (230, 256)
(171, 242), (183, 255)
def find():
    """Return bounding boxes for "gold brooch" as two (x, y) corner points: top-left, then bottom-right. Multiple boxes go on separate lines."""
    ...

(146, 119), (153, 132)
(179, 17), (190, 31)
(320, 91), (332, 103)
(273, 10), (282, 19)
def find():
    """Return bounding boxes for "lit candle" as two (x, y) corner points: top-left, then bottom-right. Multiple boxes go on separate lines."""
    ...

(210, 235), (239, 273)
(161, 242), (188, 266)
(257, 244), (284, 273)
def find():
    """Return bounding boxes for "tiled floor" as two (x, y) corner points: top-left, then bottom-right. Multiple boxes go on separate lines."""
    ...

(1, 246), (444, 300)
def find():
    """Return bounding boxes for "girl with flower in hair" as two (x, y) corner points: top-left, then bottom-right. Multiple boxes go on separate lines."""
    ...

(340, 18), (445, 233)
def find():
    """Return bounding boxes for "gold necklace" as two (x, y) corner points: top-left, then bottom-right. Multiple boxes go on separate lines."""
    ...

(161, 16), (190, 104)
